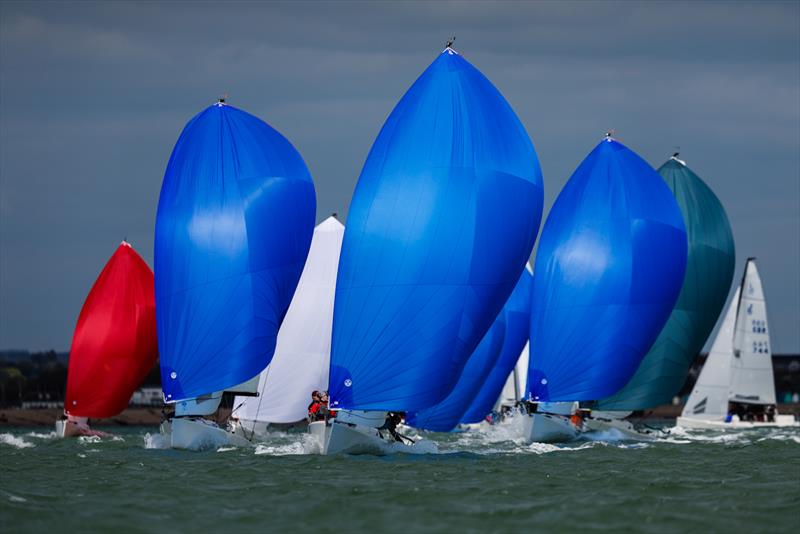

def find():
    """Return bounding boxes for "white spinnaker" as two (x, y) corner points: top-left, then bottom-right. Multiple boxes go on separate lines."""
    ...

(681, 286), (739, 420)
(729, 259), (776, 405)
(233, 216), (344, 424)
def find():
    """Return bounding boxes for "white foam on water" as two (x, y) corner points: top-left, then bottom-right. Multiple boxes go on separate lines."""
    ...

(143, 432), (170, 449)
(216, 446), (237, 453)
(25, 431), (56, 440)
(254, 433), (319, 456)
(0, 433), (35, 449)
(78, 435), (102, 444)
(1, 490), (27, 503)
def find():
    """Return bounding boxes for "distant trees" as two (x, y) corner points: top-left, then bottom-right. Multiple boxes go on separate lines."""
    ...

(0, 350), (162, 407)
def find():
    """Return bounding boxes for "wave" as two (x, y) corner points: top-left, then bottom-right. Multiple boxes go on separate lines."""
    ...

(0, 433), (35, 449)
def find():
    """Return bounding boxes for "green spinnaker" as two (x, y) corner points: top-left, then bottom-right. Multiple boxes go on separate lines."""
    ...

(596, 157), (735, 411)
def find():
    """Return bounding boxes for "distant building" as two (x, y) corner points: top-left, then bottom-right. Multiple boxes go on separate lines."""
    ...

(130, 387), (163, 407)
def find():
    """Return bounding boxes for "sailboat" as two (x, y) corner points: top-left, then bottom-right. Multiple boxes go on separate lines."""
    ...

(523, 136), (688, 443)
(155, 99), (316, 450)
(677, 259), (798, 429)
(57, 241), (158, 438)
(590, 155), (736, 435)
(459, 265), (533, 425)
(230, 215), (344, 439)
(310, 46), (544, 455)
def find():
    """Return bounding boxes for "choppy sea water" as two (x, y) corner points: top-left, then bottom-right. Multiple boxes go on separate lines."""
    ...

(1, 418), (798, 533)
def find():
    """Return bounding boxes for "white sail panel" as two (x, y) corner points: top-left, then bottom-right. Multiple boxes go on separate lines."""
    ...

(233, 216), (344, 424)
(729, 259), (776, 405)
(681, 286), (739, 420)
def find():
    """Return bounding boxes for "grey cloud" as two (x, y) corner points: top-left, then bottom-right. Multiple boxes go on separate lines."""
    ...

(0, 0), (797, 352)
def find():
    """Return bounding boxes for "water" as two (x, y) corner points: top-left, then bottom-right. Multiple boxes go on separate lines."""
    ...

(1, 420), (798, 533)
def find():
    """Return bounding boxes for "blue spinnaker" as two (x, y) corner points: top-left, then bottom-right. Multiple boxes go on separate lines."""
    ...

(461, 267), (533, 424)
(596, 157), (735, 410)
(329, 48), (544, 412)
(527, 138), (687, 402)
(155, 102), (316, 402)
(406, 315), (506, 431)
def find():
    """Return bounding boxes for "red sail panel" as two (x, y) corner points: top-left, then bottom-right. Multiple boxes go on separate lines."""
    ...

(65, 242), (158, 418)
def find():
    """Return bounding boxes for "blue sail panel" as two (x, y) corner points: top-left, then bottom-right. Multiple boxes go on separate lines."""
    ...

(527, 139), (687, 402)
(461, 268), (532, 424)
(155, 103), (316, 402)
(406, 314), (506, 431)
(329, 49), (544, 412)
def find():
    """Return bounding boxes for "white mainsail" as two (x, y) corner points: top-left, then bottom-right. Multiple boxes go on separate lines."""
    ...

(233, 216), (344, 424)
(729, 259), (776, 405)
(681, 286), (739, 420)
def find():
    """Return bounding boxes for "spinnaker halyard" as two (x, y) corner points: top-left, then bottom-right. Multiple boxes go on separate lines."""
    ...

(312, 46), (544, 454)
(155, 100), (316, 449)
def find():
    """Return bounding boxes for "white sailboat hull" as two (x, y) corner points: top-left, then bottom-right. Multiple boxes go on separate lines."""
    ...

(676, 415), (799, 430)
(160, 417), (253, 451)
(309, 419), (431, 455)
(520, 413), (579, 444)
(309, 420), (391, 455)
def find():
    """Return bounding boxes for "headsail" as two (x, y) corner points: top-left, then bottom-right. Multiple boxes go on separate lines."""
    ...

(329, 48), (544, 412)
(528, 138), (687, 402)
(681, 287), (739, 420)
(65, 242), (158, 418)
(729, 259), (776, 405)
(598, 156), (735, 410)
(155, 102), (316, 402)
(406, 314), (506, 431)
(460, 266), (533, 424)
(233, 216), (344, 424)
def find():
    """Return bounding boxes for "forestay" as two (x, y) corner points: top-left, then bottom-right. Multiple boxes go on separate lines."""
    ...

(329, 48), (544, 412)
(155, 102), (316, 402)
(527, 138), (687, 402)
(233, 216), (344, 424)
(598, 157), (735, 410)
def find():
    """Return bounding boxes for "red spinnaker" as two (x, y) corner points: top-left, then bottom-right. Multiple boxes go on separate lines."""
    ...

(65, 242), (158, 418)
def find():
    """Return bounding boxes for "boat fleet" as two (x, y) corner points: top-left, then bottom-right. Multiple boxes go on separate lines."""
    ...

(56, 45), (798, 449)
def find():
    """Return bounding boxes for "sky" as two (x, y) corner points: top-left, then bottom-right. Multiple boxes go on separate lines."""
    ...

(1, 1), (798, 353)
